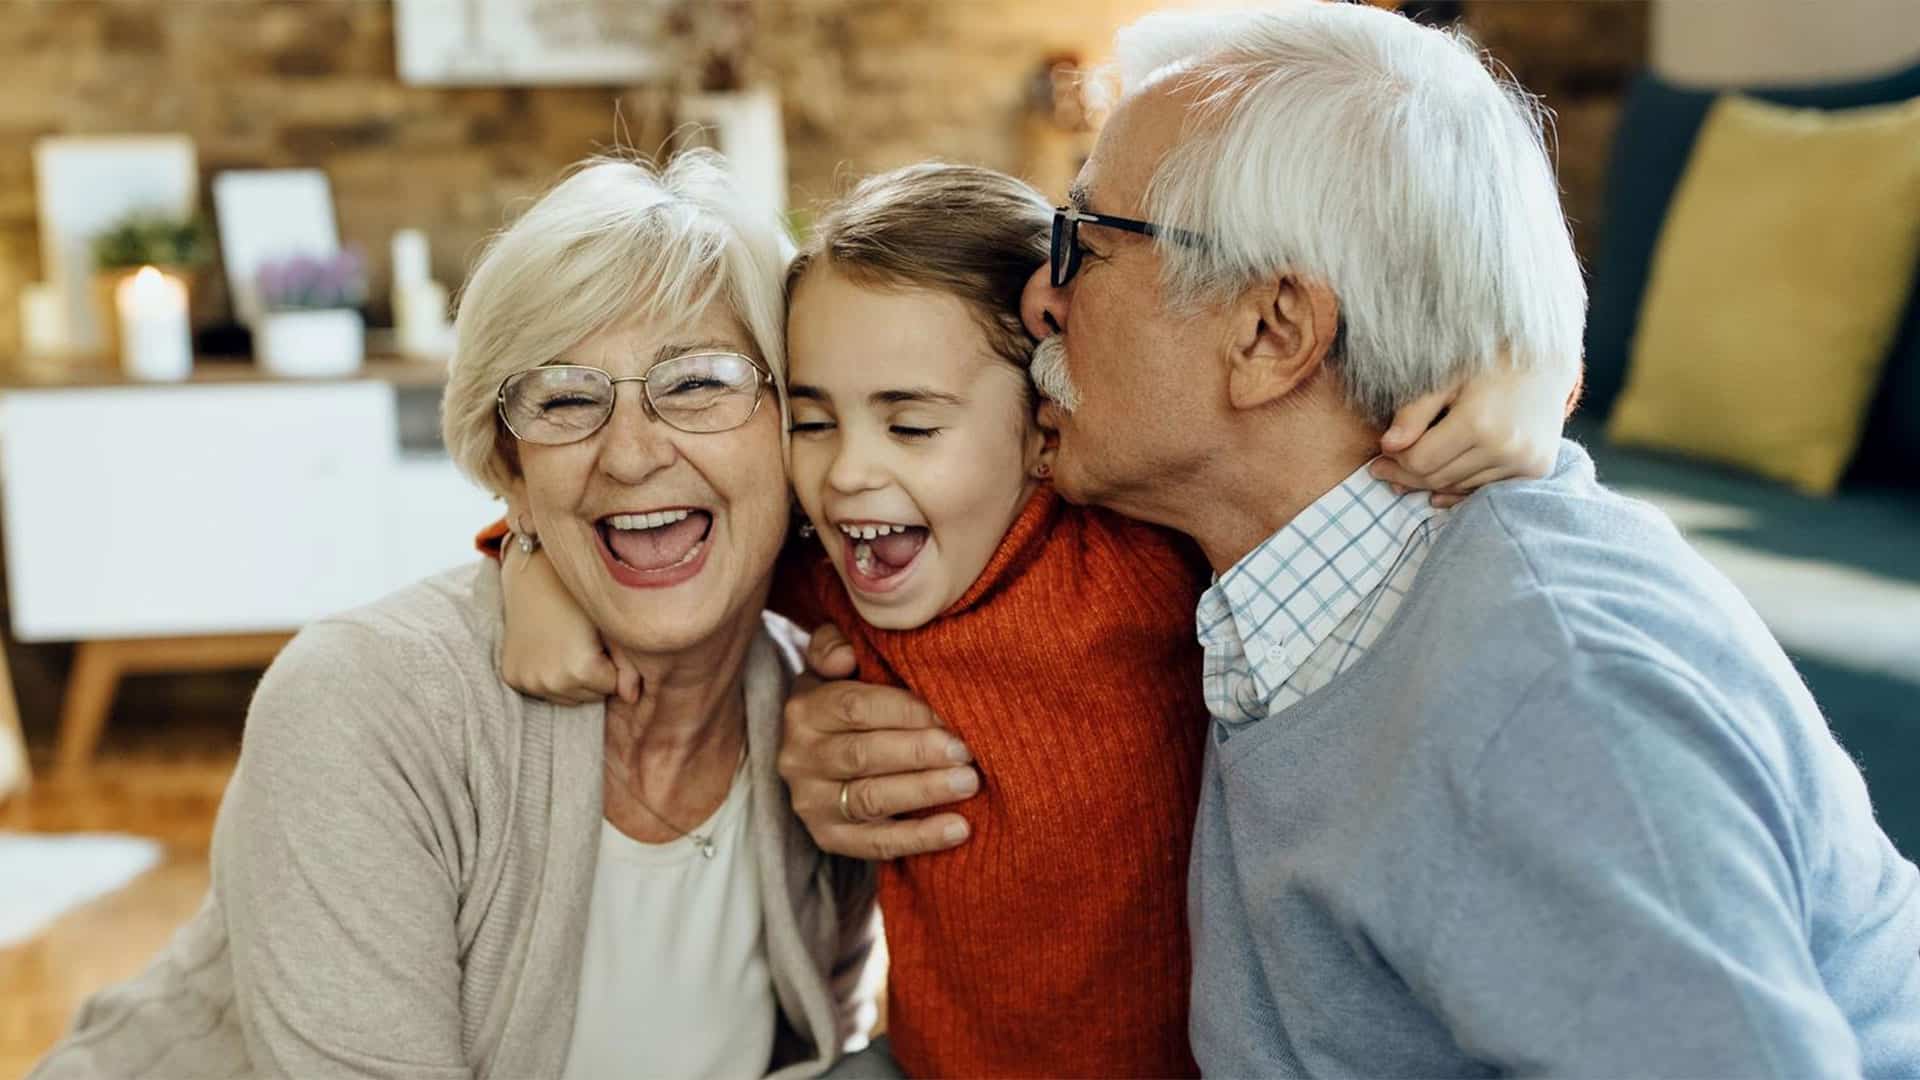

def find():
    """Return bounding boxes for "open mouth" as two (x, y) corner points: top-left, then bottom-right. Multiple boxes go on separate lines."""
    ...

(835, 521), (928, 593)
(598, 508), (714, 576)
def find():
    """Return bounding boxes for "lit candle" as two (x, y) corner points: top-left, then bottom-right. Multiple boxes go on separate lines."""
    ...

(115, 266), (193, 381)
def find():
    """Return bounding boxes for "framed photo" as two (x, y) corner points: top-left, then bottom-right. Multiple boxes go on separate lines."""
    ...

(395, 0), (674, 86)
(211, 170), (340, 328)
(33, 135), (198, 353)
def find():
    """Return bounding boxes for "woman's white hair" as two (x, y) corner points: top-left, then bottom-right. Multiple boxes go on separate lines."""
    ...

(1115, 2), (1584, 424)
(443, 148), (792, 496)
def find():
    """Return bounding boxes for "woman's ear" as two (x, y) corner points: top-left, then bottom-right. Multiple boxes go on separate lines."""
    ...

(1026, 409), (1059, 480)
(789, 496), (819, 540)
(503, 476), (535, 539)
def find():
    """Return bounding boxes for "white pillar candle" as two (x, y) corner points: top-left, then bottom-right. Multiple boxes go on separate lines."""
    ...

(680, 89), (788, 219)
(391, 228), (431, 289)
(394, 280), (452, 358)
(19, 282), (68, 358)
(115, 267), (193, 381)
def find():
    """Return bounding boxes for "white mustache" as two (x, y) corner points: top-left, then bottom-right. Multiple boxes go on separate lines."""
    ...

(1029, 335), (1081, 414)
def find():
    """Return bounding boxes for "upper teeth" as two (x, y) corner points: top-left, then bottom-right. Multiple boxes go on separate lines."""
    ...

(609, 509), (693, 530)
(838, 523), (910, 541)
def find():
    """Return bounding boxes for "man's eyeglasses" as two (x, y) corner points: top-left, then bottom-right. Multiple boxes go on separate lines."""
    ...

(1049, 206), (1206, 288)
(496, 351), (773, 444)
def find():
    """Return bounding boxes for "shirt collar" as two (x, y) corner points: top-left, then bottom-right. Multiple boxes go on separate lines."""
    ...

(1196, 459), (1448, 699)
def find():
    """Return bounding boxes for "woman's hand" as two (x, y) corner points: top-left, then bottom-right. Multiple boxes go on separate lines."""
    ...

(500, 543), (639, 705)
(1371, 357), (1579, 508)
(779, 624), (978, 860)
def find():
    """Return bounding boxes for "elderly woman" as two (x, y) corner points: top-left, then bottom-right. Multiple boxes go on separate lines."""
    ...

(31, 150), (878, 1080)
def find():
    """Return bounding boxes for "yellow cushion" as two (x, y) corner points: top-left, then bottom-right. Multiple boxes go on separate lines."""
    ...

(1607, 92), (1920, 494)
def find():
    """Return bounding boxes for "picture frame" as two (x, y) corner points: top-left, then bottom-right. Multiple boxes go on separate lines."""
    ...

(32, 135), (199, 354)
(211, 169), (341, 329)
(394, 0), (674, 86)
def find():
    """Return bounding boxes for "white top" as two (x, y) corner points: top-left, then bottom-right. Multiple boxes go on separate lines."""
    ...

(560, 759), (778, 1080)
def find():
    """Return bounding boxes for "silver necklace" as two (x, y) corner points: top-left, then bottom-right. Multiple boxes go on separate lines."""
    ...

(607, 741), (747, 860)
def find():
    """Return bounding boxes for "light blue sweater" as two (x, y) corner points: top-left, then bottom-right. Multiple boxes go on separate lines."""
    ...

(1189, 442), (1920, 1077)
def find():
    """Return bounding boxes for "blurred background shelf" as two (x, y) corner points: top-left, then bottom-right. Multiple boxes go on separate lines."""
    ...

(0, 352), (451, 391)
(0, 357), (495, 786)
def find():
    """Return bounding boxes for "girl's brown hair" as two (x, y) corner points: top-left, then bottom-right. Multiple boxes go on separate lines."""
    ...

(786, 163), (1053, 389)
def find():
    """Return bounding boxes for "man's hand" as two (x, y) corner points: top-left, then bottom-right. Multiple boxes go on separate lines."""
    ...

(778, 624), (979, 860)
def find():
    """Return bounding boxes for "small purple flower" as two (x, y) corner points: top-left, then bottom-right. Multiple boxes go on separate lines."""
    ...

(256, 248), (368, 312)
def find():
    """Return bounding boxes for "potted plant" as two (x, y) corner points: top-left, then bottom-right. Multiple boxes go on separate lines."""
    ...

(254, 250), (368, 378)
(89, 211), (213, 362)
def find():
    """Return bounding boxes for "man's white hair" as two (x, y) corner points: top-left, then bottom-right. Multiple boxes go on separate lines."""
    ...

(442, 148), (791, 496)
(1115, 2), (1584, 424)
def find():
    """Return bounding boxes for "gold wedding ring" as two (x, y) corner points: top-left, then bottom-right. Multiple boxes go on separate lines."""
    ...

(838, 780), (860, 824)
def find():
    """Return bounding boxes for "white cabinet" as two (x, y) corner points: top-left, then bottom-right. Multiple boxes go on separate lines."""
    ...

(0, 378), (498, 641)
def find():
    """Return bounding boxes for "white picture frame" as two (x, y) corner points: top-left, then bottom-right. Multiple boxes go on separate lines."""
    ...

(395, 0), (673, 86)
(32, 135), (199, 354)
(212, 169), (340, 329)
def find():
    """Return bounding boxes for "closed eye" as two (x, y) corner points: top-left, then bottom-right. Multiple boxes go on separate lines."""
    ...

(659, 376), (725, 396)
(891, 425), (940, 440)
(788, 420), (836, 435)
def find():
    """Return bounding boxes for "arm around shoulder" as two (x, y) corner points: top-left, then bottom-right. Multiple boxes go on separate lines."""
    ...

(1403, 652), (1859, 1077)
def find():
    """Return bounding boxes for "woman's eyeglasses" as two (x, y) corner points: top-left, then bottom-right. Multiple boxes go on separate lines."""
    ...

(496, 351), (773, 444)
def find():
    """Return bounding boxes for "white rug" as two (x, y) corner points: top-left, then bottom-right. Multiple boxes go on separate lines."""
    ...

(0, 831), (163, 948)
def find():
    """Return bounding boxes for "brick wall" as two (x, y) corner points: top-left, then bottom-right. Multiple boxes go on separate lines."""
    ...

(1463, 0), (1650, 257)
(1, 0), (1645, 356)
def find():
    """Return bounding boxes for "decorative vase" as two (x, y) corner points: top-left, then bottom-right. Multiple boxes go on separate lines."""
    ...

(257, 308), (365, 378)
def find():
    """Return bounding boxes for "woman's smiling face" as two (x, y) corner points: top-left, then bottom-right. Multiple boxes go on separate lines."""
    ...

(785, 266), (1048, 630)
(507, 304), (789, 658)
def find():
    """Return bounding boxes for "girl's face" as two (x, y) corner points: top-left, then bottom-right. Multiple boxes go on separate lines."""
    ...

(785, 265), (1048, 630)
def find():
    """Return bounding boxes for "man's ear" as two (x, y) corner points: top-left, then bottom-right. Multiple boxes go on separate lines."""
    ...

(1226, 273), (1340, 411)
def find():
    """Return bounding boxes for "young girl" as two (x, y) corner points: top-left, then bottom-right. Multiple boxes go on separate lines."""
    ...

(486, 163), (1573, 1077)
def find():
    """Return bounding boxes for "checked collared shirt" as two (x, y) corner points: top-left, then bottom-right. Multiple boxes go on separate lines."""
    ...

(1196, 461), (1451, 739)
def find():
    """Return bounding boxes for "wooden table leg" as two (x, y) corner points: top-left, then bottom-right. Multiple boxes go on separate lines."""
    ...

(0, 636), (27, 799)
(56, 641), (123, 774)
(55, 634), (294, 776)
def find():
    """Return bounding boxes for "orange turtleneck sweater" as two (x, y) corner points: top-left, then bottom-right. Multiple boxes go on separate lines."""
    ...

(774, 485), (1207, 1078)
(479, 487), (1208, 1077)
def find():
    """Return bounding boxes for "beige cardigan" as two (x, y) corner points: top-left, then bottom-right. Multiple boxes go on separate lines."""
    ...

(32, 562), (878, 1080)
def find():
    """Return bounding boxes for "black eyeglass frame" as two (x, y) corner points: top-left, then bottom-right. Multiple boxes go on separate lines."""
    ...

(495, 351), (775, 443)
(1049, 206), (1208, 288)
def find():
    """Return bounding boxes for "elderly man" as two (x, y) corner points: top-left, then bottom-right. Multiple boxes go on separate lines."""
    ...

(784, 3), (1920, 1076)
